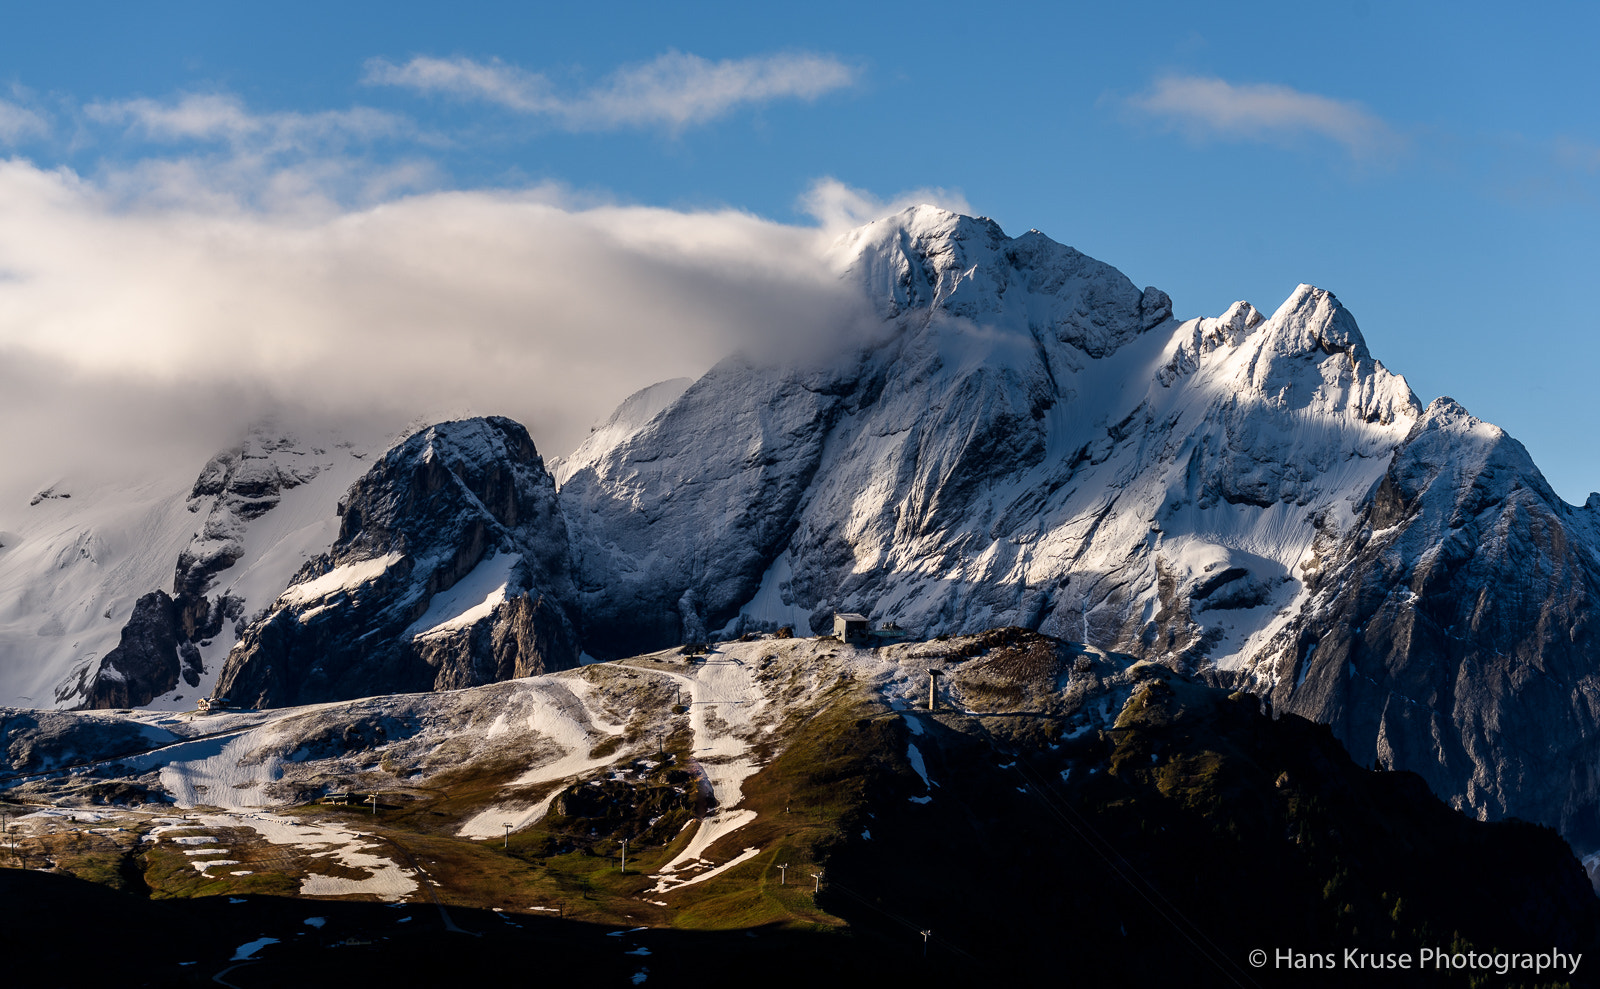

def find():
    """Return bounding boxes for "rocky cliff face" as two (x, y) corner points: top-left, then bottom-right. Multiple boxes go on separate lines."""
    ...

(69, 591), (194, 709)
(212, 417), (580, 707)
(1257, 398), (1600, 846)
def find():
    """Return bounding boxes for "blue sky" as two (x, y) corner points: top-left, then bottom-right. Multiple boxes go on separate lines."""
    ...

(3, 1), (1599, 501)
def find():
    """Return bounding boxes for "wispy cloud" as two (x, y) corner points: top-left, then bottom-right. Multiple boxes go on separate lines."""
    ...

(364, 56), (547, 111)
(365, 50), (859, 130)
(0, 97), (49, 144)
(799, 177), (972, 233)
(87, 93), (410, 152)
(1127, 75), (1401, 159)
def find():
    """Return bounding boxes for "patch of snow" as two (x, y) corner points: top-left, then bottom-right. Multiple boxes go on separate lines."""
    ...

(906, 743), (932, 789)
(403, 552), (521, 640)
(278, 552), (403, 608)
(142, 731), (286, 809)
(457, 677), (632, 838)
(645, 651), (774, 882)
(651, 846), (762, 894)
(737, 552), (813, 632)
(231, 938), (279, 961)
(201, 813), (418, 902)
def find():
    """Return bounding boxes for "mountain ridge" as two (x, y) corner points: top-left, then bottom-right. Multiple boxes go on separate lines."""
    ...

(6, 204), (1600, 861)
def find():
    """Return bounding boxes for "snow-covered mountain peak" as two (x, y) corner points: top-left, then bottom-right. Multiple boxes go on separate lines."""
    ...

(1157, 285), (1419, 430)
(1219, 299), (1266, 333)
(1381, 394), (1556, 513)
(406, 415), (537, 465)
(1263, 284), (1371, 362)
(826, 204), (1004, 263)
(826, 206), (1172, 359)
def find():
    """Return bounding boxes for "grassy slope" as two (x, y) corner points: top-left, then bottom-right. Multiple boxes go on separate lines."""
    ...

(6, 631), (1598, 987)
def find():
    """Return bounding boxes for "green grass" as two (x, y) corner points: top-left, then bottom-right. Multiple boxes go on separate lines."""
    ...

(141, 841), (298, 900)
(53, 849), (127, 889)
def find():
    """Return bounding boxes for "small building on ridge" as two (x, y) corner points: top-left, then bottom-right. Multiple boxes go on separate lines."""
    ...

(833, 613), (870, 640)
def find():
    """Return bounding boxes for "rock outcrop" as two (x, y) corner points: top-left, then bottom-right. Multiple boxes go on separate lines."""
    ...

(212, 417), (580, 707)
(72, 591), (191, 709)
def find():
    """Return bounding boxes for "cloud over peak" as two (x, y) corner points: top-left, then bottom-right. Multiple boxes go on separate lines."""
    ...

(0, 160), (914, 519)
(800, 177), (973, 233)
(1128, 75), (1401, 159)
(364, 49), (859, 130)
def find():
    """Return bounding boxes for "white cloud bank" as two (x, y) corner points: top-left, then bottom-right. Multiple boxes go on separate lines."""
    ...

(0, 158), (898, 521)
(0, 51), (887, 519)
(1127, 75), (1401, 159)
(364, 49), (859, 130)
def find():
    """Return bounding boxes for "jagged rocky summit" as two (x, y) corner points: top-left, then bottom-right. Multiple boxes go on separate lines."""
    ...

(15, 204), (1600, 854)
(212, 417), (580, 707)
